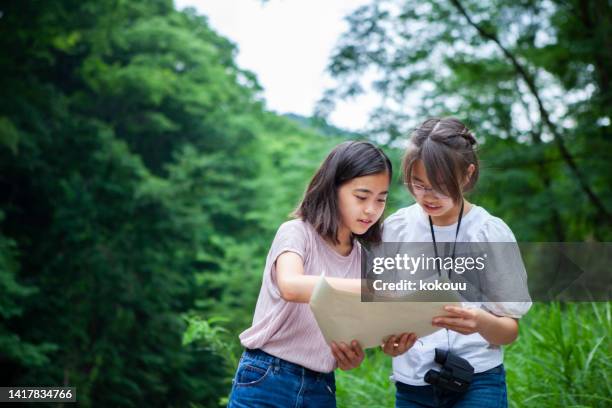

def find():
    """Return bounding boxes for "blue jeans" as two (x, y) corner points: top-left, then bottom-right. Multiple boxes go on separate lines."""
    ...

(395, 364), (507, 408)
(227, 349), (336, 408)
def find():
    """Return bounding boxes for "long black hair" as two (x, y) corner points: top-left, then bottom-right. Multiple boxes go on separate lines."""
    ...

(293, 141), (392, 244)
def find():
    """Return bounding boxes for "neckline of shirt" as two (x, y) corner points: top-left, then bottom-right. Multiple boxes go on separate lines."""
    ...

(304, 220), (360, 261)
(415, 203), (481, 232)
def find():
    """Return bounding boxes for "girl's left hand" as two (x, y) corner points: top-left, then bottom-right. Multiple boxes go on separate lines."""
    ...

(432, 305), (484, 335)
(330, 340), (364, 370)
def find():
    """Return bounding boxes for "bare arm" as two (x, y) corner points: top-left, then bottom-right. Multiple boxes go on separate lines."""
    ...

(432, 305), (519, 346)
(276, 251), (366, 370)
(475, 310), (519, 345)
(275, 252), (361, 303)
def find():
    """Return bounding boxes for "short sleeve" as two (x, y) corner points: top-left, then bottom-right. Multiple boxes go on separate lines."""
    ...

(484, 301), (532, 319)
(475, 217), (516, 243)
(266, 220), (310, 296)
(476, 218), (532, 318)
(271, 220), (309, 261)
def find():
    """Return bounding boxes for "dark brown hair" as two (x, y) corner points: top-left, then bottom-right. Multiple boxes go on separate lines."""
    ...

(402, 117), (479, 203)
(294, 141), (392, 245)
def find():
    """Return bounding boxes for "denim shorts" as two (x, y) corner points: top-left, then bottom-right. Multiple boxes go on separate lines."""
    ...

(227, 349), (336, 408)
(395, 364), (507, 408)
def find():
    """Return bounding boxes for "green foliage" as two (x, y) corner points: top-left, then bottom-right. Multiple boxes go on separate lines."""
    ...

(505, 303), (612, 407)
(336, 349), (395, 407)
(0, 0), (609, 406)
(0, 0), (278, 405)
(0, 0), (359, 404)
(182, 315), (238, 373)
(321, 0), (612, 240)
(0, 210), (56, 369)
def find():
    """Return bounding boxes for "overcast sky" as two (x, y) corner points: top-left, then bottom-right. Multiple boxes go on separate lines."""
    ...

(174, 0), (378, 131)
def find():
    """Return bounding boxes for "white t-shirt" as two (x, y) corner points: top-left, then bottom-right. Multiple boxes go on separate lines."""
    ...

(382, 203), (531, 386)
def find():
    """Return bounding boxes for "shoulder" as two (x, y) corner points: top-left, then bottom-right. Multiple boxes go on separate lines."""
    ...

(383, 204), (421, 240)
(384, 204), (421, 226)
(269, 219), (315, 259)
(277, 218), (308, 231)
(275, 218), (312, 239)
(469, 206), (516, 242)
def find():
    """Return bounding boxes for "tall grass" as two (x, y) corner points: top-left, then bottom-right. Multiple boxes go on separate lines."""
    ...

(335, 348), (396, 407)
(505, 302), (611, 407)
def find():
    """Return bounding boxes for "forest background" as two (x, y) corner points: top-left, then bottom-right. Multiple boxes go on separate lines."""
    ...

(0, 0), (610, 406)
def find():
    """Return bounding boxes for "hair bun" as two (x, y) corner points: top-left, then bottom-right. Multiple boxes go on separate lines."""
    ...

(459, 128), (477, 146)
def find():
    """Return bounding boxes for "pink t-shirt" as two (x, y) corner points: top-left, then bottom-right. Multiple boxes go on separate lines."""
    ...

(239, 219), (362, 373)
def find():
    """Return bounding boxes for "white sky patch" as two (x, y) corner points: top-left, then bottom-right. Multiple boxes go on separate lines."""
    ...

(174, 0), (378, 131)
(597, 116), (610, 127)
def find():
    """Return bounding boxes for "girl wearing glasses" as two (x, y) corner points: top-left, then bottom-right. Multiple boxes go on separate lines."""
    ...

(382, 118), (531, 408)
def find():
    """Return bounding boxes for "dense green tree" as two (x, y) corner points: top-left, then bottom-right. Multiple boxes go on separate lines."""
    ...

(319, 0), (611, 240)
(0, 0), (360, 404)
(0, 0), (287, 405)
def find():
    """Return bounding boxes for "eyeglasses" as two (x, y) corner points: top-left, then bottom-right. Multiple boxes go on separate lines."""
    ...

(407, 182), (450, 200)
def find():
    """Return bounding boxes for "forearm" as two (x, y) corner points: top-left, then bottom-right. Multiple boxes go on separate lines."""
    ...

(477, 313), (519, 345)
(277, 275), (361, 303)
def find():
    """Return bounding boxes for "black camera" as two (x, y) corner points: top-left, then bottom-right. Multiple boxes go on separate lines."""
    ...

(424, 348), (474, 393)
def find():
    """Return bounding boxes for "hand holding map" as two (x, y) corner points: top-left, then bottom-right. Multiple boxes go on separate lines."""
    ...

(309, 276), (462, 349)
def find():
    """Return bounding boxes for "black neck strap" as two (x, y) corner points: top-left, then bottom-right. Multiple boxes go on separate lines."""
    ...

(428, 200), (465, 279)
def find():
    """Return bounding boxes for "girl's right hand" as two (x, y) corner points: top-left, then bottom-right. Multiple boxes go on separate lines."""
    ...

(381, 332), (417, 357)
(330, 340), (364, 370)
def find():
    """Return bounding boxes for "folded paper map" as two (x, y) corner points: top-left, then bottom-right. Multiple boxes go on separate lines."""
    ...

(309, 277), (463, 349)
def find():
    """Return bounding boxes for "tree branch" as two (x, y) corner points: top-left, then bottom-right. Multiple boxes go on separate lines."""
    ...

(513, 80), (565, 240)
(449, 0), (610, 223)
